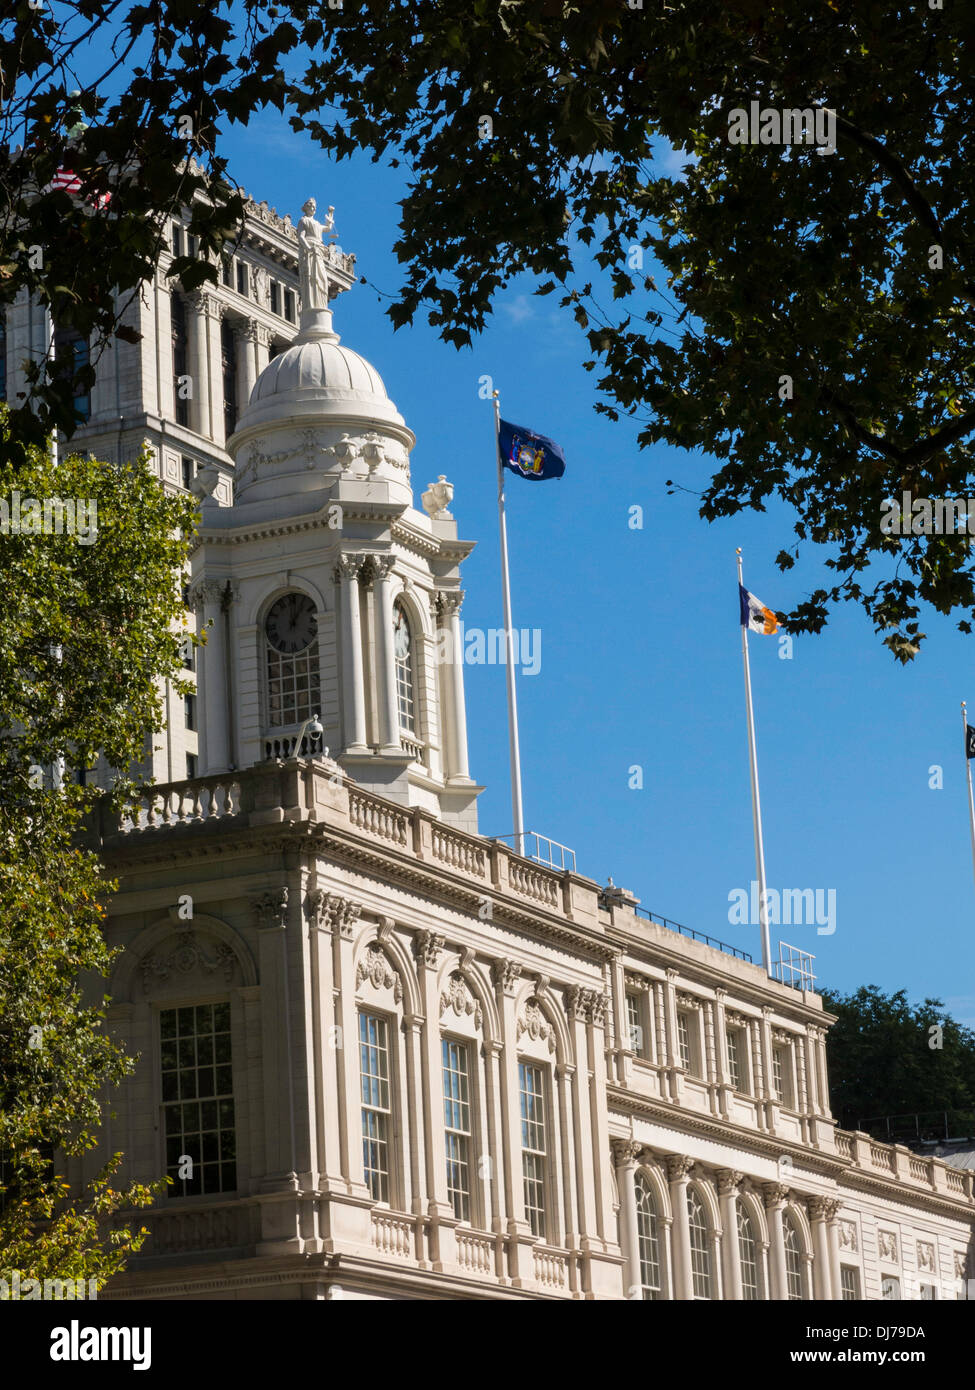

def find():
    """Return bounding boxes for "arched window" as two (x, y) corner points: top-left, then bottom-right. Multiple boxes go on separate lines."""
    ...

(393, 602), (416, 734)
(264, 592), (321, 732)
(783, 1214), (806, 1299)
(635, 1175), (663, 1299)
(737, 1202), (760, 1300)
(687, 1188), (713, 1299)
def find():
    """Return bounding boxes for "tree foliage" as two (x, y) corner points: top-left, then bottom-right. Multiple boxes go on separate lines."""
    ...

(820, 984), (975, 1140)
(4, 0), (975, 650)
(0, 418), (196, 1285)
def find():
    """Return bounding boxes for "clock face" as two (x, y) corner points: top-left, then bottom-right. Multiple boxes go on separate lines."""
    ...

(265, 593), (317, 654)
(393, 609), (411, 659)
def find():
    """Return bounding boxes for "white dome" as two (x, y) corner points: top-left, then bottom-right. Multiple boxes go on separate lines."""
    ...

(231, 309), (407, 435)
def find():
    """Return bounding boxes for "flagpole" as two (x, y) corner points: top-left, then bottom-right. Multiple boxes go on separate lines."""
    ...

(962, 702), (975, 899)
(493, 389), (526, 859)
(737, 548), (772, 975)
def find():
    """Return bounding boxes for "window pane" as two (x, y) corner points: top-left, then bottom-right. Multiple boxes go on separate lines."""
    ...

(442, 1039), (472, 1222)
(359, 1013), (392, 1202)
(635, 1177), (662, 1299)
(687, 1189), (712, 1299)
(159, 1005), (236, 1198)
(519, 1063), (546, 1239)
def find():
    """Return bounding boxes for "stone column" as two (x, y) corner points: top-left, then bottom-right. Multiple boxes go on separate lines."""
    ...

(717, 1169), (744, 1300)
(205, 294), (226, 449)
(613, 1139), (644, 1300)
(254, 321), (273, 376)
(492, 958), (529, 1284)
(663, 969), (681, 1103)
(371, 555), (401, 755)
(192, 578), (231, 774)
(325, 894), (368, 1195)
(413, 931), (454, 1269)
(336, 555), (368, 752)
(306, 889), (342, 1188)
(666, 1155), (695, 1300)
(481, 1039), (505, 1236)
(806, 1200), (828, 1295)
(824, 1200), (842, 1300)
(437, 591), (471, 782)
(764, 1182), (789, 1300)
(185, 291), (211, 438)
(235, 320), (259, 413)
(661, 1215), (674, 1300)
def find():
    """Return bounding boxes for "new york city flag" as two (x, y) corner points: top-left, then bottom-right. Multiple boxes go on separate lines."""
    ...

(498, 419), (566, 481)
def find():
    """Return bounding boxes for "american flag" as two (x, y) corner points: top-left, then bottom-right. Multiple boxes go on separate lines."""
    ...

(49, 166), (111, 208)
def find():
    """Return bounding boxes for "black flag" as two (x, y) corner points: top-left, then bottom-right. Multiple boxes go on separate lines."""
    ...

(966, 723), (975, 759)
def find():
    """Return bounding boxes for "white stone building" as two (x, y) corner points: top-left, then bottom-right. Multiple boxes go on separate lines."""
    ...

(6, 192), (973, 1300)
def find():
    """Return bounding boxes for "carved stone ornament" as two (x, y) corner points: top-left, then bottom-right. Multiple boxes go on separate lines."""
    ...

(517, 999), (556, 1054)
(762, 1182), (790, 1209)
(611, 1138), (644, 1167)
(839, 1219), (858, 1252)
(675, 991), (699, 1010)
(140, 931), (235, 995)
(306, 889), (360, 938)
(356, 945), (403, 1003)
(954, 1251), (968, 1278)
(878, 1231), (898, 1263)
(413, 929), (445, 968)
(421, 475), (453, 519)
(566, 985), (608, 1026)
(916, 1241), (936, 1274)
(716, 1169), (745, 1197)
(665, 1154), (695, 1183)
(440, 972), (482, 1029)
(360, 432), (386, 471)
(492, 958), (521, 994)
(252, 887), (288, 930)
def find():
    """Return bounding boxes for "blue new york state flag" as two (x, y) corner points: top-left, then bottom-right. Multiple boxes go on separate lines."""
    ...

(498, 419), (566, 481)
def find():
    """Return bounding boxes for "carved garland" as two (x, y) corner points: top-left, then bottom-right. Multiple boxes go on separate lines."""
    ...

(356, 945), (403, 1003)
(140, 931), (236, 995)
(516, 999), (556, 1054)
(440, 973), (482, 1029)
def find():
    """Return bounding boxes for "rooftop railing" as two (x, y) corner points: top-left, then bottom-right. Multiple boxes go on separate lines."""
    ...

(625, 902), (753, 964)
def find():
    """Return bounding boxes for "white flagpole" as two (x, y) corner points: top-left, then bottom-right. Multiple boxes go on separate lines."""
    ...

(44, 301), (58, 467)
(492, 389), (526, 859)
(737, 548), (772, 975)
(962, 702), (975, 899)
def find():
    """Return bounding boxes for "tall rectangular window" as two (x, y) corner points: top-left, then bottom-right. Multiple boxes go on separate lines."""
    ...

(359, 1012), (391, 1203)
(442, 1039), (472, 1222)
(518, 1062), (547, 1239)
(160, 1003), (236, 1197)
(172, 222), (183, 257)
(185, 752), (198, 778)
(840, 1265), (861, 1300)
(676, 1011), (691, 1071)
(283, 288), (295, 323)
(184, 693), (197, 731)
(626, 992), (647, 1058)
(270, 280), (280, 316)
(726, 1029), (742, 1090)
(54, 328), (90, 423)
(222, 257), (233, 287)
(221, 317), (238, 438)
(771, 1044), (793, 1105)
(236, 261), (248, 297)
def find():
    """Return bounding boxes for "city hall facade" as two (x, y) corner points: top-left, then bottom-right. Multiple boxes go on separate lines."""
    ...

(6, 181), (973, 1300)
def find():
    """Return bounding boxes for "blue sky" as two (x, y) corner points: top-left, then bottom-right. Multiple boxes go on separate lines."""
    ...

(221, 110), (974, 1025)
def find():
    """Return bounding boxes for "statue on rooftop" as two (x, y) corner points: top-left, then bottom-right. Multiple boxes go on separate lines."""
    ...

(297, 197), (335, 312)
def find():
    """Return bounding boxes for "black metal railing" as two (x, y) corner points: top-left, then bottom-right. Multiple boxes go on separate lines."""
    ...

(624, 902), (753, 964)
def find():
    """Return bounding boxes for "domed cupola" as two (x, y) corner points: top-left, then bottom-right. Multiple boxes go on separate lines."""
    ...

(227, 198), (414, 507)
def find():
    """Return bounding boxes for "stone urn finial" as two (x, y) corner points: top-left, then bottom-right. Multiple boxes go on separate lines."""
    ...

(422, 474), (453, 519)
